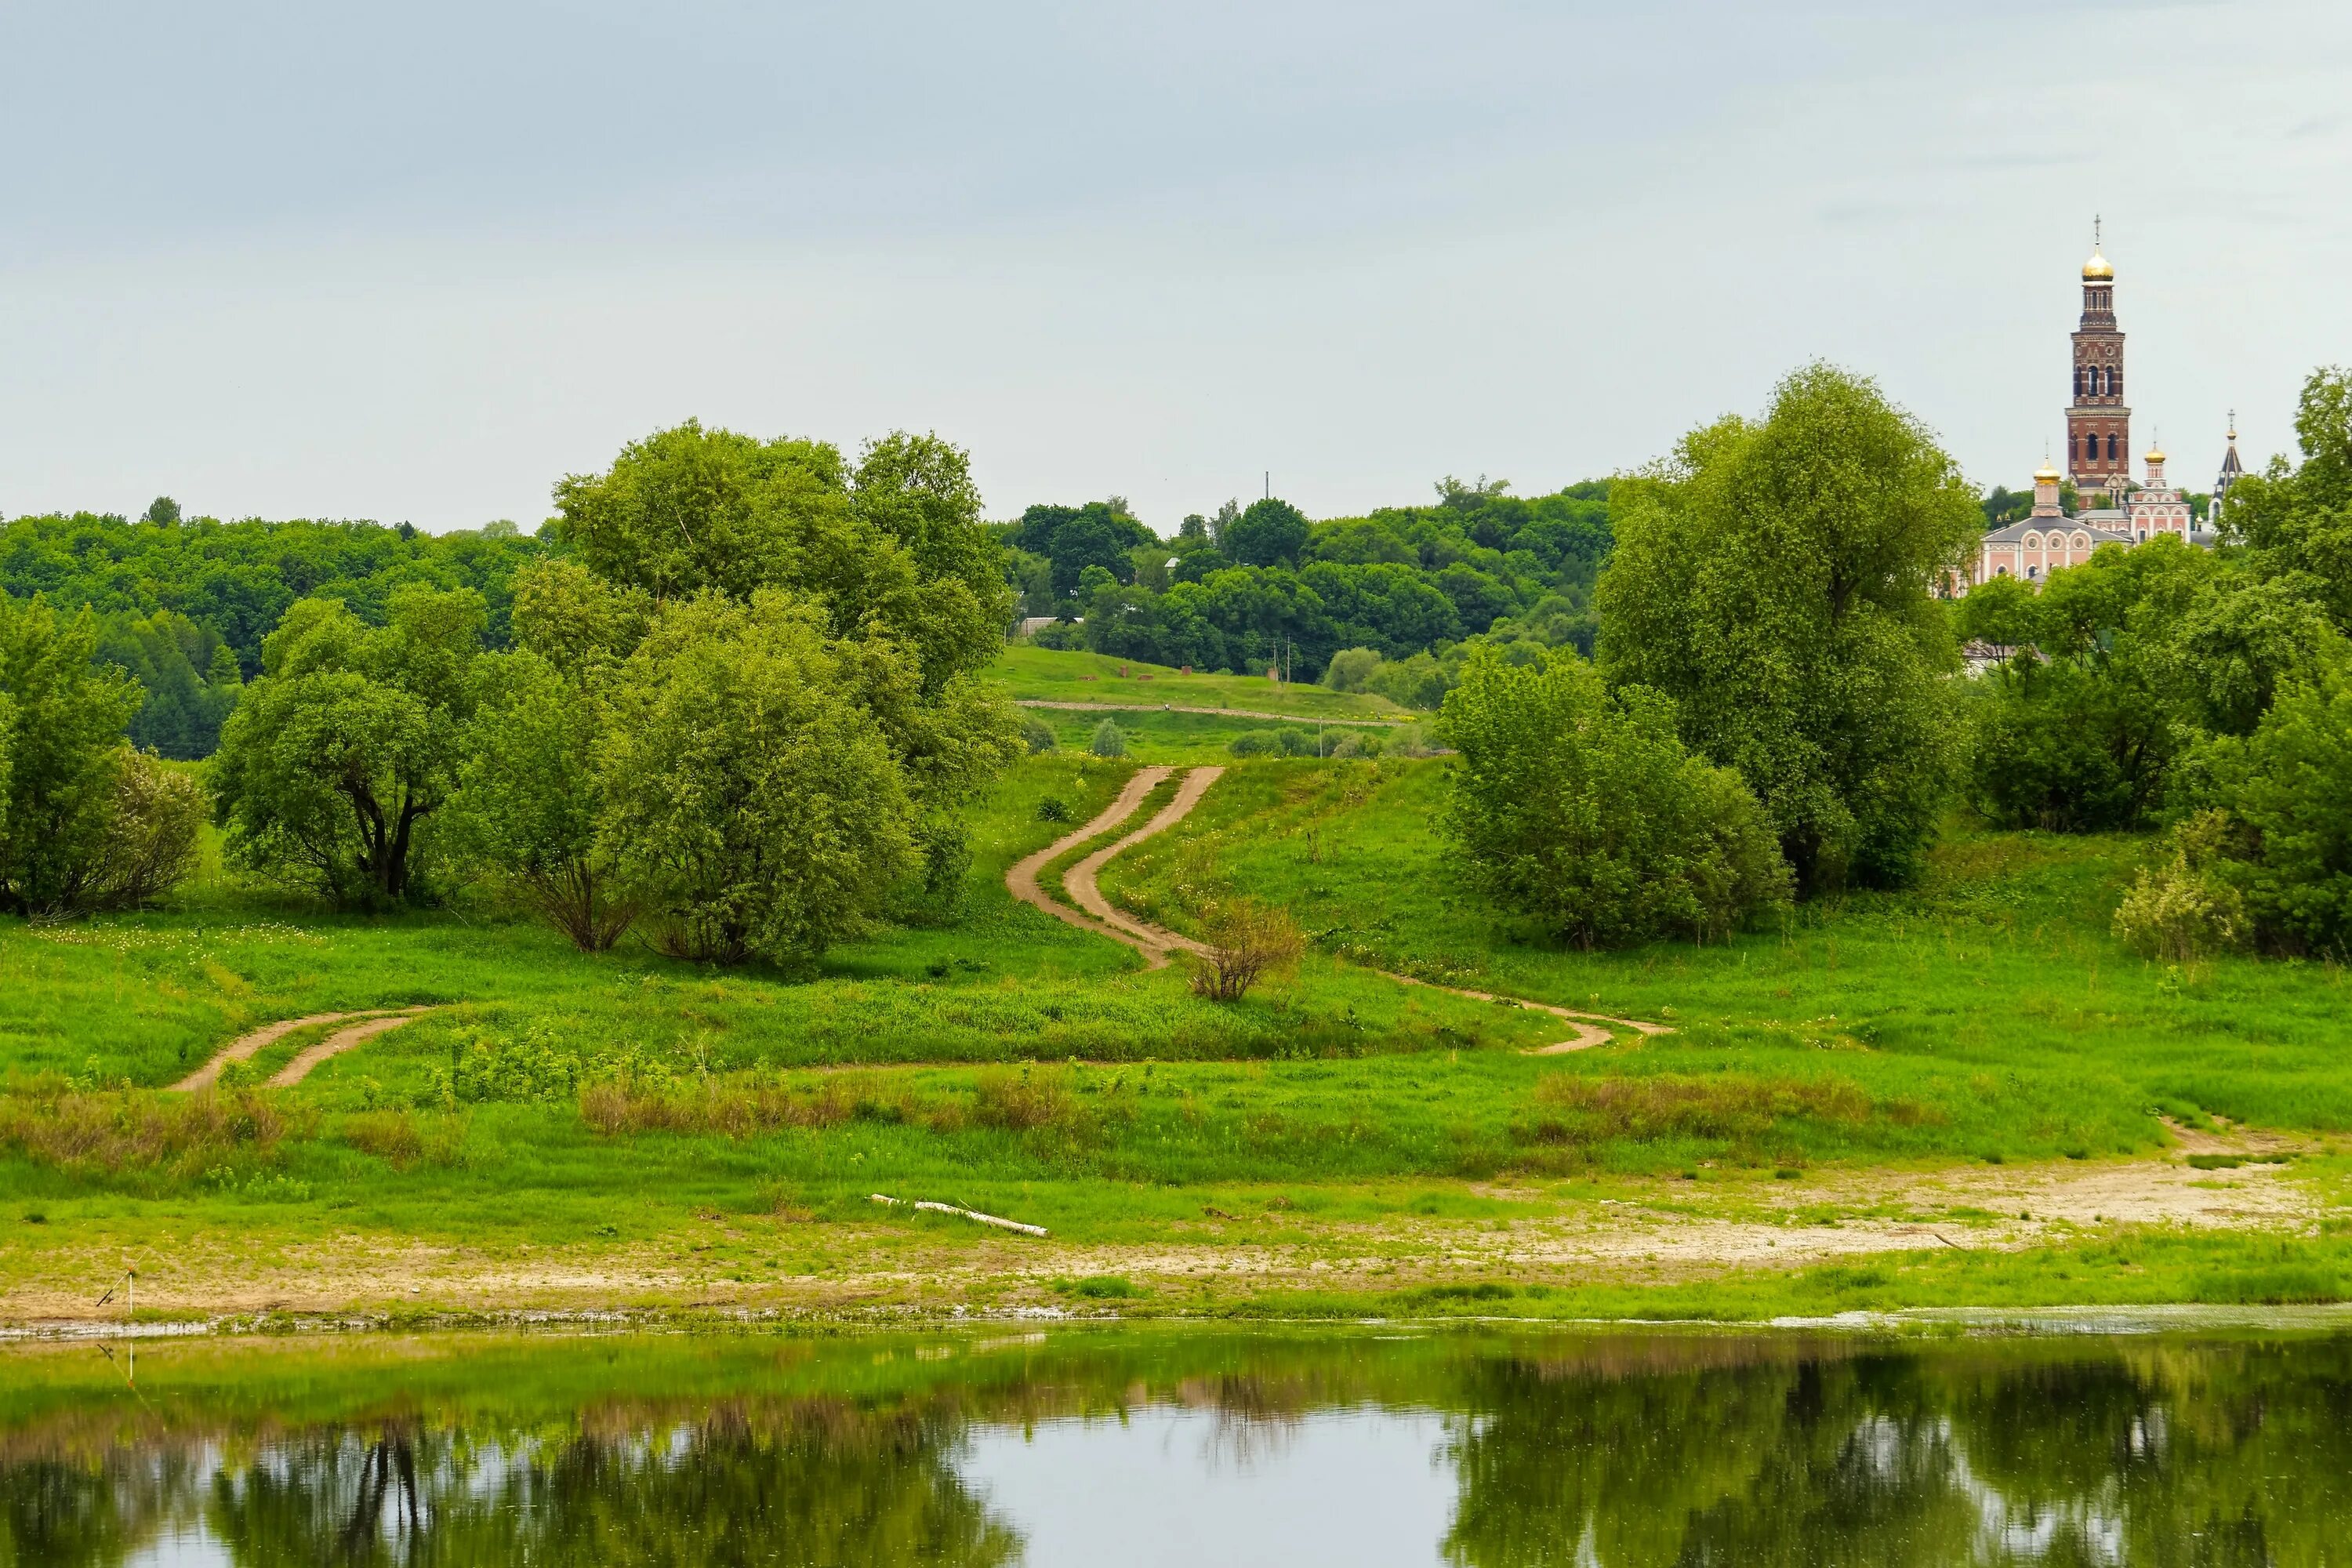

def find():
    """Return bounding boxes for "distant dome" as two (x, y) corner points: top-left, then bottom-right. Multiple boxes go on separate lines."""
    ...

(2082, 249), (2114, 281)
(2034, 460), (2063, 484)
(2145, 445), (2166, 464)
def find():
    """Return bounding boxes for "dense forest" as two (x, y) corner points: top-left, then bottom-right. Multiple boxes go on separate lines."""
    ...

(0, 507), (546, 756)
(1002, 477), (1613, 704)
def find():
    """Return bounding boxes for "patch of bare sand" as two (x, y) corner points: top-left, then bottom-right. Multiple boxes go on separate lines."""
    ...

(2, 1150), (2325, 1322)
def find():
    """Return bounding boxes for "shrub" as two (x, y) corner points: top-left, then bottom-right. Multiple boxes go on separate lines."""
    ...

(1275, 728), (1316, 757)
(1330, 731), (1381, 760)
(1323, 648), (1381, 693)
(1020, 713), (1058, 753)
(2113, 811), (2249, 962)
(85, 752), (205, 909)
(1088, 719), (1127, 758)
(1036, 795), (1073, 823)
(2181, 644), (2352, 954)
(1227, 732), (1276, 758)
(1189, 898), (1307, 1001)
(1439, 645), (1791, 946)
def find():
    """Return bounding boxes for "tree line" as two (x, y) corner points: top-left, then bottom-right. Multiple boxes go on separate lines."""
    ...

(0, 506), (547, 757)
(1004, 480), (1612, 693)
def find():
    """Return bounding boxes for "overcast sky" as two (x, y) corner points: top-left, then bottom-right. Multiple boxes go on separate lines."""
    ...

(2, 0), (2347, 534)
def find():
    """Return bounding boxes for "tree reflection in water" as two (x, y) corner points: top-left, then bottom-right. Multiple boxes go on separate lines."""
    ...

(197, 1399), (1018, 1568)
(0, 1330), (2345, 1566)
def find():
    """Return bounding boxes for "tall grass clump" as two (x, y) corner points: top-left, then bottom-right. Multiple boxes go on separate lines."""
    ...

(0, 1078), (305, 1179)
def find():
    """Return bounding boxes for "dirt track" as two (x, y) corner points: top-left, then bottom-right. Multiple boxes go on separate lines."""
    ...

(171, 1007), (434, 1092)
(1015, 762), (1665, 1050)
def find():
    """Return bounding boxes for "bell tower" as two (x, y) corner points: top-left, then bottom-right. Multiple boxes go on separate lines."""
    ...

(2066, 218), (2130, 508)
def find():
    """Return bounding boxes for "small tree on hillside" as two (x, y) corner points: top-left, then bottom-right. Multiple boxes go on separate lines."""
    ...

(1189, 898), (1307, 1001)
(1089, 719), (1127, 758)
(1440, 645), (1790, 947)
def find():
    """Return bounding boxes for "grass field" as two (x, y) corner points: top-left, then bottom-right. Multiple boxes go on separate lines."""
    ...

(987, 644), (1412, 719)
(1102, 758), (2352, 1149)
(2, 742), (2347, 1325)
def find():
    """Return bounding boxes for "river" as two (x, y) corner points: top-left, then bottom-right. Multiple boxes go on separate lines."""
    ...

(1, 1316), (2343, 1564)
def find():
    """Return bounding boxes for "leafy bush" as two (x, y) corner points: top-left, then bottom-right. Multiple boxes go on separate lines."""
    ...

(85, 752), (205, 909)
(1088, 719), (1127, 758)
(1035, 795), (1073, 823)
(1228, 732), (1276, 758)
(2179, 643), (2352, 954)
(1439, 646), (1791, 946)
(1020, 713), (1058, 753)
(2113, 811), (2249, 962)
(1189, 898), (1307, 1001)
(1323, 647), (1381, 692)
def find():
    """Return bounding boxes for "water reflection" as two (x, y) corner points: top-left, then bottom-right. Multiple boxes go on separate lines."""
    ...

(0, 1327), (2342, 1565)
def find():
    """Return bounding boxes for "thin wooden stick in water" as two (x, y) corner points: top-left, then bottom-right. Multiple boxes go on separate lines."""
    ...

(869, 1194), (1048, 1237)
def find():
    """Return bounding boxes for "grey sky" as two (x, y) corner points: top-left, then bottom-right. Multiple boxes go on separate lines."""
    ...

(3, 0), (2347, 533)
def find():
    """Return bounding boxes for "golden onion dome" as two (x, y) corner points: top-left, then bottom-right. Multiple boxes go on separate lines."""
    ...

(2145, 444), (2166, 464)
(2034, 460), (2063, 484)
(2082, 249), (2114, 281)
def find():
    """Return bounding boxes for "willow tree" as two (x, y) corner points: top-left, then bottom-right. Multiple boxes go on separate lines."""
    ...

(1596, 364), (1979, 892)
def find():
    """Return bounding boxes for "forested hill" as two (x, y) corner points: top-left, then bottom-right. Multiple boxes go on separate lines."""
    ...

(0, 510), (546, 757)
(999, 479), (1613, 703)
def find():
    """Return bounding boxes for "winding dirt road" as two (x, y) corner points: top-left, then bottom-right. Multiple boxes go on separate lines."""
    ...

(1003, 762), (1664, 1049)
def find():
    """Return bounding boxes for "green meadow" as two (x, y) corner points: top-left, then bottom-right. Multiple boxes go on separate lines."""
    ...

(2, 670), (2347, 1321)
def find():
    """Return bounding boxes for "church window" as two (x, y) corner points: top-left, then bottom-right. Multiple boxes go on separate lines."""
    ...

(2074, 367), (2084, 398)
(2107, 434), (2120, 462)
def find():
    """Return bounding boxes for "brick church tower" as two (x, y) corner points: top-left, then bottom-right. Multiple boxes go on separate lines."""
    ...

(2067, 220), (2130, 507)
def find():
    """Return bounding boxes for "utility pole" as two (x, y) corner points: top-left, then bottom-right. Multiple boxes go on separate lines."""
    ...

(1264, 470), (1270, 501)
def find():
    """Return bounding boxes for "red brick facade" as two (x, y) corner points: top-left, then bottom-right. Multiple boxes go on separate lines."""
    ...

(2066, 252), (2129, 504)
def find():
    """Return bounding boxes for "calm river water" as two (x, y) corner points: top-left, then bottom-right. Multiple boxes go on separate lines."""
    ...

(1, 1319), (2345, 1564)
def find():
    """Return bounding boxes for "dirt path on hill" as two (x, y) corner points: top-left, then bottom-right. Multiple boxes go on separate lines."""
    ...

(1018, 699), (1401, 727)
(1004, 767), (1174, 944)
(1058, 764), (1668, 1049)
(171, 1007), (434, 1092)
(266, 1008), (434, 1087)
(1063, 767), (1224, 970)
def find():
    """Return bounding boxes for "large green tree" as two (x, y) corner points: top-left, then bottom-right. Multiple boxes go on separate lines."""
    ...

(1597, 365), (1980, 891)
(597, 590), (918, 967)
(1439, 645), (1788, 946)
(210, 587), (485, 905)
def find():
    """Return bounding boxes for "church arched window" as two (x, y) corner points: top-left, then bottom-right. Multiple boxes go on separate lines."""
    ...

(2107, 434), (2120, 462)
(2074, 367), (2085, 398)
